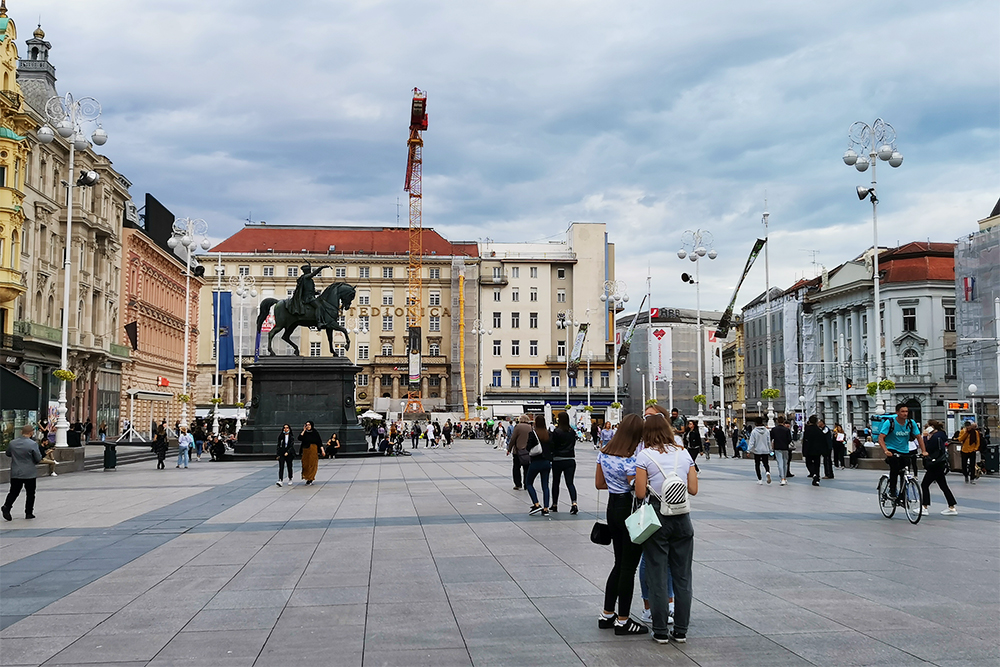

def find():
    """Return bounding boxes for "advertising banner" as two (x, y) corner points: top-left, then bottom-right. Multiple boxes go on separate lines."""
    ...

(213, 291), (235, 372)
(408, 326), (422, 386)
(567, 323), (589, 378)
(648, 326), (672, 382)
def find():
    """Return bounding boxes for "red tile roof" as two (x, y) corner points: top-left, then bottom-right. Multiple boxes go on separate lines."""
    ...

(880, 242), (955, 283)
(211, 225), (479, 257)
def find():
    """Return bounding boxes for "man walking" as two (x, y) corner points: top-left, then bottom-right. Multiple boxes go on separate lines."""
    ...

(2, 424), (43, 521)
(818, 419), (835, 479)
(506, 415), (532, 490)
(770, 416), (793, 485)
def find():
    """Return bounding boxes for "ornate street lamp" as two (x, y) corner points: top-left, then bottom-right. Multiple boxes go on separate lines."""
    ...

(677, 230), (717, 427)
(167, 218), (210, 430)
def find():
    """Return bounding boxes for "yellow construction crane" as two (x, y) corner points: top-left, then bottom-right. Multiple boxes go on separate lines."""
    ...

(403, 88), (427, 417)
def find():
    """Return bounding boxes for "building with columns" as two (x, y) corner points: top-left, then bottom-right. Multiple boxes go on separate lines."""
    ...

(803, 242), (957, 428)
(8, 21), (132, 433)
(195, 224), (479, 416)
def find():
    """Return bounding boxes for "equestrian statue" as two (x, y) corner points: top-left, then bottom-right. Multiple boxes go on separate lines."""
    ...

(254, 263), (356, 356)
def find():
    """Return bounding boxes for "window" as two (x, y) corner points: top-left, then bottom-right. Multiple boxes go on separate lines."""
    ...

(529, 312), (538, 329)
(511, 340), (520, 356)
(429, 376), (441, 387)
(429, 342), (440, 356)
(511, 312), (520, 328)
(493, 289), (501, 302)
(530, 267), (538, 278)
(358, 292), (370, 305)
(382, 343), (393, 356)
(557, 340), (566, 357)
(551, 371), (560, 388)
(557, 267), (566, 279)
(584, 372), (593, 387)
(382, 291), (394, 305)
(511, 267), (519, 279)
(263, 265), (274, 277)
(902, 307), (916, 332)
(600, 371), (610, 388)
(493, 266), (503, 279)
(357, 344), (369, 360)
(944, 306), (956, 332)
(334, 344), (346, 358)
(217, 266), (226, 277)
(310, 342), (322, 357)
(429, 316), (441, 332)
(557, 289), (566, 303)
(530, 288), (538, 302)
(429, 290), (441, 306)
(381, 375), (392, 387)
(338, 315), (346, 328)
(493, 312), (502, 328)
(529, 370), (539, 387)
(568, 376), (577, 388)
(359, 315), (369, 330)
(358, 374), (369, 387)
(287, 266), (298, 277)
(902, 349), (919, 375)
(383, 267), (393, 279)
(359, 266), (370, 279)
(511, 288), (519, 302)
(493, 340), (501, 356)
(429, 267), (440, 279)
(238, 265), (249, 276)
(382, 315), (393, 331)
(511, 370), (521, 387)
(335, 267), (346, 278)
(945, 349), (957, 378)
(492, 370), (502, 387)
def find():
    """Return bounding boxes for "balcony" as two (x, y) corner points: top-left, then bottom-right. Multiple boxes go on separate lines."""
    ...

(479, 273), (509, 286)
(0, 266), (25, 303)
(14, 320), (62, 345)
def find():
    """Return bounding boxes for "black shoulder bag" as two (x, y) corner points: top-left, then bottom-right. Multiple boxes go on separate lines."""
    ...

(590, 489), (612, 545)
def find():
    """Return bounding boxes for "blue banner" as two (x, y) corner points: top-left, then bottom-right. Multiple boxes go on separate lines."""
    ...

(214, 291), (235, 372)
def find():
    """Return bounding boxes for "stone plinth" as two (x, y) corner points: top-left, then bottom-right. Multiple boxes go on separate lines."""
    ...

(239, 356), (368, 456)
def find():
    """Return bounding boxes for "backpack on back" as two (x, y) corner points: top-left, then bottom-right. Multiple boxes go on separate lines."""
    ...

(646, 450), (690, 516)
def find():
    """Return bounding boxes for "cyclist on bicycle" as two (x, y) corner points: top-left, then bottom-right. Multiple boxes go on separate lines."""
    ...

(878, 403), (922, 499)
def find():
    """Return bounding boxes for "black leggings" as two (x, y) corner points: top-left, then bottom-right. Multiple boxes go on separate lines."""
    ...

(920, 465), (956, 507)
(603, 493), (643, 617)
(887, 455), (910, 496)
(754, 454), (771, 480)
(279, 457), (293, 481)
(551, 459), (577, 506)
(961, 452), (977, 481)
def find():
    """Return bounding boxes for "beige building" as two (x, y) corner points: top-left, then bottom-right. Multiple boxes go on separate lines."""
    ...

(476, 223), (617, 418)
(195, 224), (480, 415)
(9, 22), (132, 432)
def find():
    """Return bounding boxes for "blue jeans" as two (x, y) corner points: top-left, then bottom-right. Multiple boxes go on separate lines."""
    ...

(177, 446), (189, 467)
(525, 459), (551, 507)
(195, 440), (204, 457)
(639, 554), (673, 602)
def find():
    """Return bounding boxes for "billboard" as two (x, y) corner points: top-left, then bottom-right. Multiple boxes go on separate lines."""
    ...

(648, 326), (672, 382)
(567, 323), (588, 378)
(408, 326), (421, 386)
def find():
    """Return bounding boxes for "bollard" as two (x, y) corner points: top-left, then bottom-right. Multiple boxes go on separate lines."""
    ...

(103, 442), (117, 470)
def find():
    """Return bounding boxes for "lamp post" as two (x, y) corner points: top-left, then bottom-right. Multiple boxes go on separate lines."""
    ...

(968, 383), (978, 422)
(470, 319), (492, 416)
(843, 118), (903, 415)
(741, 402), (747, 428)
(586, 350), (593, 407)
(212, 254), (223, 436)
(36, 94), (107, 447)
(637, 365), (646, 408)
(166, 218), (210, 430)
(347, 316), (370, 409)
(678, 230), (717, 427)
(600, 280), (628, 414)
(761, 208), (776, 428)
(228, 274), (256, 434)
(556, 309), (576, 407)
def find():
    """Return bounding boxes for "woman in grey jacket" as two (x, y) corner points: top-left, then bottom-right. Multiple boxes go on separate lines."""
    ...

(747, 417), (772, 484)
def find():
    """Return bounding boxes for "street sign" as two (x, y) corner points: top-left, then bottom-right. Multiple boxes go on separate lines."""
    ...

(947, 402), (970, 411)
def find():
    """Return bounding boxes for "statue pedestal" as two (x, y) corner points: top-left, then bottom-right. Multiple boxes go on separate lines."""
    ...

(239, 356), (368, 456)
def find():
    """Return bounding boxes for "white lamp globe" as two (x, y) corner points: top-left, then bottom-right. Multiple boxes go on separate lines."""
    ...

(167, 236), (179, 249)
(600, 294), (608, 302)
(707, 250), (718, 260)
(968, 384), (978, 395)
(181, 235), (193, 247)
(72, 134), (89, 151)
(842, 149), (858, 166)
(677, 249), (687, 259)
(200, 239), (212, 250)
(91, 127), (108, 146)
(877, 145), (894, 161)
(56, 119), (74, 138)
(888, 152), (903, 168)
(695, 246), (707, 257)
(689, 254), (697, 262)
(37, 125), (55, 144)
(250, 289), (258, 298)
(854, 156), (869, 172)
(622, 294), (629, 302)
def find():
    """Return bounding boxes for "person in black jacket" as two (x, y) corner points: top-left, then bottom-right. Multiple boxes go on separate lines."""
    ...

(298, 422), (323, 485)
(920, 420), (957, 515)
(526, 415), (553, 515)
(549, 412), (579, 514)
(153, 423), (168, 469)
(818, 419), (835, 479)
(801, 415), (826, 486)
(684, 421), (702, 472)
(713, 425), (728, 458)
(276, 424), (296, 487)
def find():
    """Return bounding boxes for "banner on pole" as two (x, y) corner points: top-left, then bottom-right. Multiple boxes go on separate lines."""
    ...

(715, 238), (766, 338)
(214, 291), (236, 372)
(567, 323), (589, 378)
(648, 326), (672, 382)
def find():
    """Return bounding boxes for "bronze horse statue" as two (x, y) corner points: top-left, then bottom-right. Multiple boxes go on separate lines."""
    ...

(255, 283), (356, 356)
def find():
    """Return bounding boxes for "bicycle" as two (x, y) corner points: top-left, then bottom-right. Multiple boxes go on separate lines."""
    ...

(484, 433), (496, 448)
(877, 455), (922, 524)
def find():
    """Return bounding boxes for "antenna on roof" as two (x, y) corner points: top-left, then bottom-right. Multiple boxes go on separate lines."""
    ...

(396, 197), (401, 227)
(800, 249), (820, 276)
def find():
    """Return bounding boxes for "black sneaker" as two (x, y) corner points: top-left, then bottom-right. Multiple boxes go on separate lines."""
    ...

(549, 505), (558, 513)
(598, 615), (616, 629)
(1, 506), (11, 521)
(541, 508), (549, 516)
(25, 513), (35, 520)
(669, 630), (686, 643)
(652, 633), (670, 644)
(570, 504), (579, 515)
(614, 619), (649, 635)
(529, 505), (543, 515)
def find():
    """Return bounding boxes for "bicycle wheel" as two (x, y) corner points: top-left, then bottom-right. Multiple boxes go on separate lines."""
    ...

(877, 475), (896, 518)
(903, 478), (922, 524)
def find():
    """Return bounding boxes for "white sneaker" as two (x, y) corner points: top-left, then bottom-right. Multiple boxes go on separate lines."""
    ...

(668, 614), (674, 625)
(276, 480), (283, 487)
(50, 472), (58, 477)
(780, 479), (786, 486)
(766, 471), (771, 484)
(641, 608), (652, 623)
(287, 481), (293, 486)
(757, 480), (763, 485)
(940, 507), (958, 516)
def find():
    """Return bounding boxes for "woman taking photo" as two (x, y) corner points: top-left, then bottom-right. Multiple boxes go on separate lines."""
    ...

(526, 415), (552, 516)
(595, 414), (647, 636)
(550, 412), (579, 514)
(298, 421), (322, 486)
(635, 415), (698, 644)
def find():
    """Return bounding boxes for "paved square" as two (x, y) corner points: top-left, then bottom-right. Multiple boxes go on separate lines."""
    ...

(1, 442), (997, 666)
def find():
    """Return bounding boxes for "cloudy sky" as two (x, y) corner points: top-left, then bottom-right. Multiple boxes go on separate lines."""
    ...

(18, 0), (999, 310)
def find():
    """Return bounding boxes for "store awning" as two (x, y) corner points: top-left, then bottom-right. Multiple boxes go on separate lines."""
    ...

(487, 405), (525, 417)
(1, 367), (40, 411)
(194, 408), (240, 418)
(126, 389), (173, 402)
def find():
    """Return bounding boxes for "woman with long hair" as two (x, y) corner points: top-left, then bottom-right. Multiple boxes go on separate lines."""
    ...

(802, 415), (825, 486)
(550, 412), (579, 514)
(684, 420), (702, 472)
(298, 421), (322, 486)
(595, 413), (648, 635)
(920, 420), (958, 515)
(635, 414), (698, 644)
(526, 415), (552, 515)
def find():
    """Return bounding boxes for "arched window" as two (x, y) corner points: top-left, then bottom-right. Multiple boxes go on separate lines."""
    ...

(31, 47), (39, 60)
(10, 230), (18, 270)
(46, 295), (54, 326)
(902, 349), (919, 375)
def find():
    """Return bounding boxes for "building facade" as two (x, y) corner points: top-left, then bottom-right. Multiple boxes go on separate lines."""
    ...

(197, 224), (479, 415)
(8, 22), (132, 432)
(476, 223), (616, 418)
(803, 243), (957, 429)
(955, 199), (999, 428)
(741, 287), (787, 414)
(721, 320), (745, 422)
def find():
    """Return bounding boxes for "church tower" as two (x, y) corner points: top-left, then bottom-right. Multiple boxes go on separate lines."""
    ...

(16, 17), (57, 114)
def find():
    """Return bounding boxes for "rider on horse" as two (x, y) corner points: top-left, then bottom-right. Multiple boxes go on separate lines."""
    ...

(289, 263), (336, 329)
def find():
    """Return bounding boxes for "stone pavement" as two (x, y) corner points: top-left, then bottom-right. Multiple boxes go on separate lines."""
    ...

(0, 441), (997, 667)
